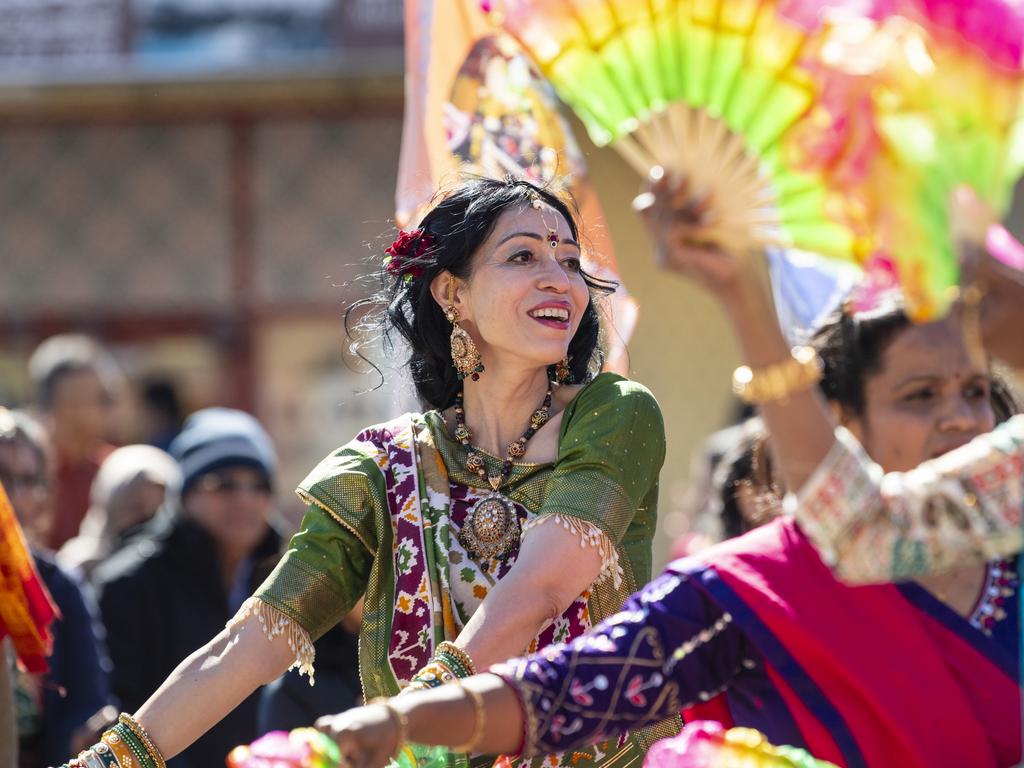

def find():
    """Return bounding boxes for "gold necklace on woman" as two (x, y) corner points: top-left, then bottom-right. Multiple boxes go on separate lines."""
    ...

(453, 385), (552, 561)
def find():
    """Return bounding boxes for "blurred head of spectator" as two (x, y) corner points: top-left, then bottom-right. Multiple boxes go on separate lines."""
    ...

(170, 407), (277, 588)
(0, 408), (53, 548)
(28, 335), (121, 550)
(670, 417), (784, 560)
(712, 418), (784, 541)
(28, 335), (120, 456)
(138, 376), (184, 452)
(58, 445), (181, 579)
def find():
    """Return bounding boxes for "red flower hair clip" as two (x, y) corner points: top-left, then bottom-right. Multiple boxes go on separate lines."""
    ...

(384, 229), (434, 282)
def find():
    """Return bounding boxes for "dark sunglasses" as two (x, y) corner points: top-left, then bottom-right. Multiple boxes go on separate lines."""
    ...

(196, 473), (272, 496)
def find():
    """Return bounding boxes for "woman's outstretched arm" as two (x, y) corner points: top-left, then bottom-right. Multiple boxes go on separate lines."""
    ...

(452, 521), (607, 668)
(636, 173), (837, 493)
(130, 613), (296, 758)
(793, 417), (1024, 583)
(319, 567), (748, 765)
(319, 673), (524, 767)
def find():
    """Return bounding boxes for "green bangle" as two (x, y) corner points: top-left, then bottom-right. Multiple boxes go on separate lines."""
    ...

(409, 663), (448, 688)
(433, 651), (471, 679)
(435, 641), (477, 676)
(118, 714), (167, 768)
(113, 723), (156, 768)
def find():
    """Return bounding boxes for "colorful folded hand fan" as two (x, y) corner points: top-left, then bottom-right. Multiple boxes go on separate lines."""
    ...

(815, 0), (1024, 318)
(644, 721), (840, 768)
(482, 0), (883, 260)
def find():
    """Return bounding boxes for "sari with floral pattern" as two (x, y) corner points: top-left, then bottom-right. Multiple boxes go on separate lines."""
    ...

(232, 373), (676, 768)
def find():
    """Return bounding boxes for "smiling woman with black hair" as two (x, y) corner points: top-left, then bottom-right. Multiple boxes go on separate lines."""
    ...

(58, 177), (672, 768)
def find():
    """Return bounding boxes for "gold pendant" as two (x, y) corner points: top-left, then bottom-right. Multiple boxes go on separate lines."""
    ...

(457, 491), (520, 560)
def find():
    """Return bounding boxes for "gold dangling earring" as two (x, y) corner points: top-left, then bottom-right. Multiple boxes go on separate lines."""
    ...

(446, 277), (484, 381)
(554, 356), (571, 384)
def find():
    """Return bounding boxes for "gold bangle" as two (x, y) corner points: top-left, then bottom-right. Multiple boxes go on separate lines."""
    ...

(118, 714), (167, 768)
(101, 731), (137, 768)
(732, 346), (823, 405)
(451, 683), (487, 754)
(369, 697), (409, 758)
(435, 641), (477, 676)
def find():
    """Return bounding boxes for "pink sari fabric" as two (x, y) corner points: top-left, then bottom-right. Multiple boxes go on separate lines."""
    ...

(696, 518), (1020, 768)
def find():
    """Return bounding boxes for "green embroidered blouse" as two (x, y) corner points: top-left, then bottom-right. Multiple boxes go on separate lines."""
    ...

(250, 373), (666, 706)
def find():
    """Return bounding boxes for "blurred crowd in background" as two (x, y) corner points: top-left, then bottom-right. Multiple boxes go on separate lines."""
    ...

(5, 1), (1024, 766)
(1, 334), (364, 764)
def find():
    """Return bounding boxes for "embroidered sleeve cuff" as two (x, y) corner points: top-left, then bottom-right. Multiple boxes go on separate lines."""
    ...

(227, 596), (317, 684)
(787, 426), (882, 566)
(520, 513), (624, 591)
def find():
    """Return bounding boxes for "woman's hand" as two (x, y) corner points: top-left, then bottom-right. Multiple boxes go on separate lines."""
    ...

(633, 168), (746, 296)
(315, 703), (402, 768)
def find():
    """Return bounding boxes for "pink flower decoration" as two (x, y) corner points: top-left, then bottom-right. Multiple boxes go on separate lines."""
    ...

(227, 728), (340, 768)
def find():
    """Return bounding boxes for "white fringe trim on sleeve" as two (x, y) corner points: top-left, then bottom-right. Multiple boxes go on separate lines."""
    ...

(520, 513), (623, 590)
(227, 596), (317, 685)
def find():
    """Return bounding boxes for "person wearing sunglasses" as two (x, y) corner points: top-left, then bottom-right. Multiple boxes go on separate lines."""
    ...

(92, 407), (282, 767)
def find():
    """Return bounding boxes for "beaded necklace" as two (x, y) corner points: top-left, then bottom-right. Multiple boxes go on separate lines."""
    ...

(453, 385), (552, 561)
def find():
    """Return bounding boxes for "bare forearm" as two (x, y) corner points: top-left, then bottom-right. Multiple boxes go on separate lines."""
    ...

(133, 615), (295, 757)
(454, 526), (604, 668)
(394, 673), (524, 755)
(721, 278), (838, 492)
(455, 576), (562, 668)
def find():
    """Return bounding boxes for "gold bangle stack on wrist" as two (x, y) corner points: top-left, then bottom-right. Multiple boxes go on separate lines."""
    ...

(406, 641), (478, 692)
(732, 346), (823, 405)
(452, 683), (487, 754)
(59, 712), (167, 768)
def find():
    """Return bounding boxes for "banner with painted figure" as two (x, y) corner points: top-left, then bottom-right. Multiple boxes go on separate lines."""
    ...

(397, 0), (637, 374)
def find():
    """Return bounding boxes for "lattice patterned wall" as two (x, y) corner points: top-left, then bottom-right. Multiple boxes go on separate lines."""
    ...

(0, 123), (231, 312)
(253, 117), (401, 305)
(0, 114), (402, 315)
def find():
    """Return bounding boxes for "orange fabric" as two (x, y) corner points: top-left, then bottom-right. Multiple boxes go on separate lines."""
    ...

(0, 482), (58, 673)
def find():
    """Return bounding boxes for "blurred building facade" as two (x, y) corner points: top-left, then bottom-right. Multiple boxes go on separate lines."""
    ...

(0, 0), (747, 562)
